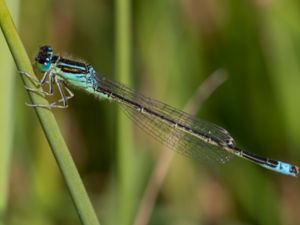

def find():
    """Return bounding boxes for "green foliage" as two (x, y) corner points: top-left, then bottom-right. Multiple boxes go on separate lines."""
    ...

(1, 0), (300, 224)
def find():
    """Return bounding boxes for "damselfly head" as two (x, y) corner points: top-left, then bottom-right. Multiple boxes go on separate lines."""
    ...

(35, 45), (53, 72)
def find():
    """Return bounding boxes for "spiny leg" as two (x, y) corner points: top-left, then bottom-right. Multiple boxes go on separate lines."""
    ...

(26, 79), (74, 109)
(40, 70), (55, 95)
(56, 79), (68, 107)
(24, 70), (55, 96)
(44, 82), (74, 108)
(20, 69), (52, 88)
(39, 69), (51, 85)
(19, 70), (40, 85)
(20, 70), (49, 98)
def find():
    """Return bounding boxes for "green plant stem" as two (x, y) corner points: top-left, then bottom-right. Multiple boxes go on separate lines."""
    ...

(0, 1), (100, 224)
(115, 0), (136, 225)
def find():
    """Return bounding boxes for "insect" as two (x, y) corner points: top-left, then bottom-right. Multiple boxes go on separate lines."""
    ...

(21, 45), (299, 177)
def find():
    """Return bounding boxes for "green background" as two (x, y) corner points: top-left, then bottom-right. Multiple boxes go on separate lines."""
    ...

(1, 0), (300, 224)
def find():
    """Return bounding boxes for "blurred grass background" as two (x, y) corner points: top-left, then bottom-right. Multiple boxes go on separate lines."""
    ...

(1, 0), (300, 225)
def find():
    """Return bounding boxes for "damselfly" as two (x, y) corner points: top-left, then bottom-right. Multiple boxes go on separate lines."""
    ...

(22, 45), (299, 177)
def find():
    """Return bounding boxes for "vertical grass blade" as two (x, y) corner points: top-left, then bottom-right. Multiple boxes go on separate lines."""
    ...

(115, 0), (136, 225)
(262, 2), (300, 147)
(0, 1), (100, 224)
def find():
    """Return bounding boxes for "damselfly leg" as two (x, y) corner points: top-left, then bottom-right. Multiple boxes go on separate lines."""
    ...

(20, 70), (74, 108)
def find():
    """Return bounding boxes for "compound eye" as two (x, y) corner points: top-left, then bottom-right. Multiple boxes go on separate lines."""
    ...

(40, 45), (52, 52)
(35, 45), (53, 72)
